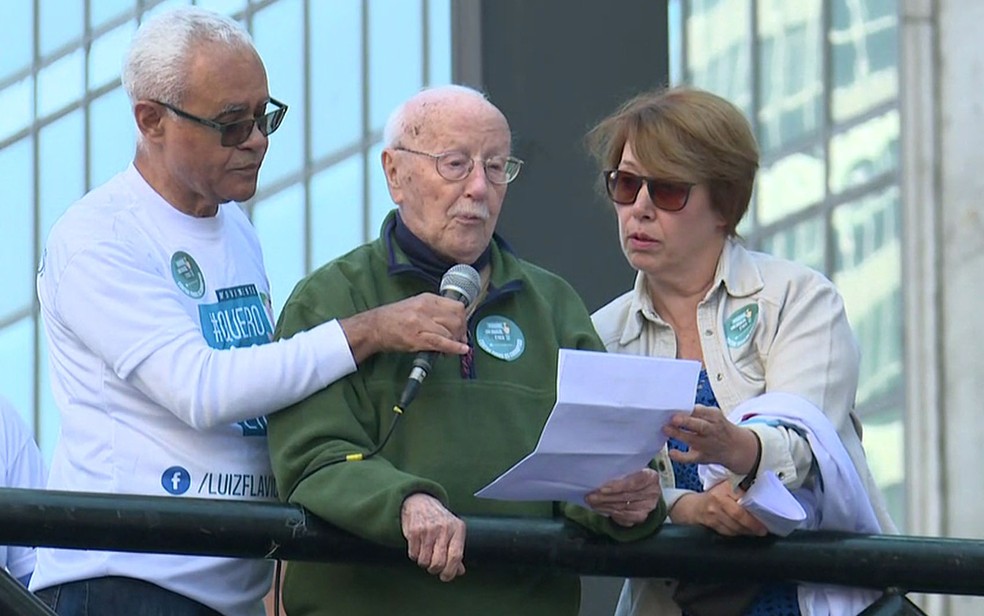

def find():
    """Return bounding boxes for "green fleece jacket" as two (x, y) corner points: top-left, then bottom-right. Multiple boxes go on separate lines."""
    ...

(268, 213), (666, 616)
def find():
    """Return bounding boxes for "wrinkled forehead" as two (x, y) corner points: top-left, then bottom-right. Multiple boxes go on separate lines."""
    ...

(404, 96), (511, 152)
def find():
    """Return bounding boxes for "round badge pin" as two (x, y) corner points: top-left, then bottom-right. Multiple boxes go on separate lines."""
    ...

(171, 251), (206, 299)
(476, 315), (525, 361)
(725, 303), (758, 348)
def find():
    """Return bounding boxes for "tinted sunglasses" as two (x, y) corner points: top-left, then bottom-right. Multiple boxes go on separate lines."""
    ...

(603, 169), (694, 211)
(153, 98), (288, 147)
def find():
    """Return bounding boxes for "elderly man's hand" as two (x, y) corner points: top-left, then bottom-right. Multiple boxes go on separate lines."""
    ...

(400, 493), (467, 582)
(341, 293), (469, 364)
(584, 468), (663, 527)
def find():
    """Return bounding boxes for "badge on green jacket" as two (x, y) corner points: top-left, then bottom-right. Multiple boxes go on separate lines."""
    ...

(476, 315), (525, 361)
(724, 303), (758, 348)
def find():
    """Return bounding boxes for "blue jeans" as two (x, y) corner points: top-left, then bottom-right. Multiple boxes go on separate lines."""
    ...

(35, 576), (223, 616)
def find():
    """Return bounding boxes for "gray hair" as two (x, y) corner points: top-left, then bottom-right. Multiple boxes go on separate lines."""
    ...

(382, 84), (490, 148)
(121, 6), (256, 106)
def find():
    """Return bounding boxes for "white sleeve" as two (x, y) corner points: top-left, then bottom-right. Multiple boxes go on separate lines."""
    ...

(664, 487), (695, 518)
(129, 319), (355, 428)
(48, 241), (356, 429)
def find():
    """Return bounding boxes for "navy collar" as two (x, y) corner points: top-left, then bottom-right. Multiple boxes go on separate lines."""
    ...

(391, 212), (493, 285)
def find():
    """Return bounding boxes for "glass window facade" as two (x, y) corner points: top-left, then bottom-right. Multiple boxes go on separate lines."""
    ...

(0, 0), (451, 460)
(672, 0), (905, 526)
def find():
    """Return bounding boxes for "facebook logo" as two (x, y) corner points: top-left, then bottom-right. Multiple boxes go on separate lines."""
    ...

(161, 466), (191, 495)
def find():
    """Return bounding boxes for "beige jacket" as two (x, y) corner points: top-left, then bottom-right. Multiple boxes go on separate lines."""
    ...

(591, 238), (896, 616)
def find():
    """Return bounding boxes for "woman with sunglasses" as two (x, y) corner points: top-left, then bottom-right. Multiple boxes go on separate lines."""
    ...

(587, 87), (896, 616)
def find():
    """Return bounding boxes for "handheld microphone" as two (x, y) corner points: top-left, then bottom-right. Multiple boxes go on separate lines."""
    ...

(396, 264), (482, 410)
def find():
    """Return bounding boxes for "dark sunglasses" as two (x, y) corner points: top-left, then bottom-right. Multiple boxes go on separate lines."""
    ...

(152, 98), (288, 147)
(604, 169), (694, 212)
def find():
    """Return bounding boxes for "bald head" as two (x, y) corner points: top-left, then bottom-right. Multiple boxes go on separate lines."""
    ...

(383, 85), (508, 149)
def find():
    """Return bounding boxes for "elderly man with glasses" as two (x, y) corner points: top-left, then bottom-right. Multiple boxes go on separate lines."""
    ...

(266, 84), (667, 616)
(32, 8), (470, 616)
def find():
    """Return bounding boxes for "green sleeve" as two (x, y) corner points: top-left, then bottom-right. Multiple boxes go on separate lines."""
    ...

(267, 275), (446, 547)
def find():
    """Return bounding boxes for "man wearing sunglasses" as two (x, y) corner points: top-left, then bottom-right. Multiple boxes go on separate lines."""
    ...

(32, 7), (468, 616)
(266, 85), (667, 616)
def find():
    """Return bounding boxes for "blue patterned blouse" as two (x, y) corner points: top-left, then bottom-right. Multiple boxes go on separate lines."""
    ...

(667, 369), (800, 616)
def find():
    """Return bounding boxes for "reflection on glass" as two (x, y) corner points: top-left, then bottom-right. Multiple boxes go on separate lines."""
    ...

(736, 194), (755, 236)
(0, 317), (35, 435)
(686, 0), (752, 116)
(1, 2), (32, 82)
(757, 145), (824, 226)
(195, 0), (247, 17)
(368, 142), (393, 234)
(40, 0), (84, 58)
(368, 0), (423, 134)
(0, 139), (34, 319)
(759, 216), (825, 273)
(668, 0), (684, 85)
(310, 0), (362, 157)
(427, 0), (452, 86)
(311, 156), (365, 265)
(829, 110), (899, 195)
(90, 88), (137, 188)
(830, 0), (898, 122)
(254, 0), (304, 188)
(39, 111), (85, 244)
(832, 186), (902, 407)
(145, 1), (194, 21)
(38, 49), (85, 118)
(38, 326), (59, 462)
(0, 77), (33, 144)
(860, 407), (905, 528)
(252, 188), (305, 319)
(90, 0), (134, 29)
(89, 21), (136, 90)
(756, 0), (822, 154)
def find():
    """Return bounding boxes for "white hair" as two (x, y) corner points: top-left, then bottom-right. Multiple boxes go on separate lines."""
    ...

(382, 84), (491, 148)
(121, 6), (256, 106)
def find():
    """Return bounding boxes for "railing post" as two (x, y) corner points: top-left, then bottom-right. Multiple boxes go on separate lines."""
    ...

(0, 569), (57, 616)
(860, 589), (930, 615)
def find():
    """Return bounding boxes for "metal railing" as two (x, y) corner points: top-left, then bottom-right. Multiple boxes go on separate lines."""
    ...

(0, 568), (56, 616)
(2, 488), (973, 614)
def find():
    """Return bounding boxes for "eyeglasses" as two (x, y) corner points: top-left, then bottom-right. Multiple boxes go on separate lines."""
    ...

(152, 98), (288, 147)
(604, 169), (694, 212)
(394, 147), (524, 185)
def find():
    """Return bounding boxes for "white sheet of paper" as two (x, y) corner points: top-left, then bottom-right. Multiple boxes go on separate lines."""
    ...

(738, 470), (807, 536)
(475, 349), (700, 505)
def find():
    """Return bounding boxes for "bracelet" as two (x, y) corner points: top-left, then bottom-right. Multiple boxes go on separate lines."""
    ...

(737, 431), (763, 492)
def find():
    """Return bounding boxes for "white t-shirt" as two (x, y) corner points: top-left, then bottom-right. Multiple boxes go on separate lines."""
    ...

(31, 165), (355, 616)
(0, 397), (46, 581)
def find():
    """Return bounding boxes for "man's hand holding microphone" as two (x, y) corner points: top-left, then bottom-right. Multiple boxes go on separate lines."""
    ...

(338, 264), (480, 365)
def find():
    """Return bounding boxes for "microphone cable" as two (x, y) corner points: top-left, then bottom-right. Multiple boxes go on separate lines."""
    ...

(285, 403), (406, 501)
